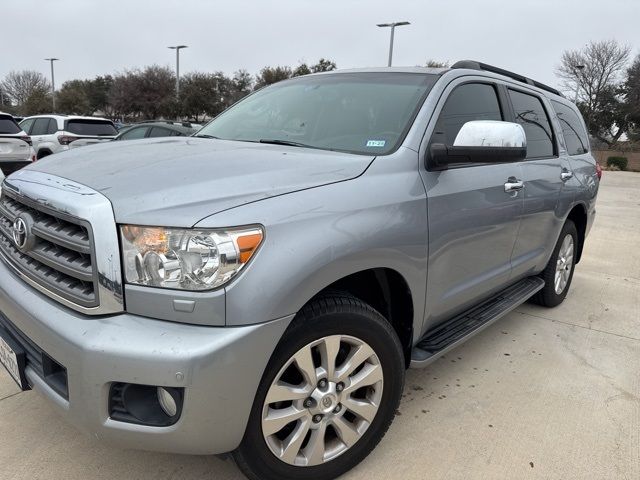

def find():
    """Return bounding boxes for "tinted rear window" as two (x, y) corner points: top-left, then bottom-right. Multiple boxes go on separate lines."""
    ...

(509, 89), (555, 159)
(0, 116), (21, 134)
(66, 119), (117, 136)
(551, 100), (589, 155)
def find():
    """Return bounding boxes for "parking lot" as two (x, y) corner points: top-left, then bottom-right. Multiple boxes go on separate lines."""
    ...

(0, 171), (638, 480)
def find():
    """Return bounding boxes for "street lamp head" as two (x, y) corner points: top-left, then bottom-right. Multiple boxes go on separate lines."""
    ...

(168, 45), (188, 50)
(377, 21), (410, 28)
(44, 58), (59, 62)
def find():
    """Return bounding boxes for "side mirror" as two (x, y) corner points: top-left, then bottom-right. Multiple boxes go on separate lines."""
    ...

(430, 120), (527, 167)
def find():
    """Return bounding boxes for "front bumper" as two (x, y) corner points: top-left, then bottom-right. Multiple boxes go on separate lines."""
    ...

(0, 258), (292, 455)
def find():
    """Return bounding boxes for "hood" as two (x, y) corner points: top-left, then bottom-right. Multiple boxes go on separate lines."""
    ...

(28, 137), (374, 226)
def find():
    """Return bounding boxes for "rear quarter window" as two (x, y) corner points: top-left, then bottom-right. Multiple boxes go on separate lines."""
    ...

(551, 100), (590, 155)
(66, 119), (118, 136)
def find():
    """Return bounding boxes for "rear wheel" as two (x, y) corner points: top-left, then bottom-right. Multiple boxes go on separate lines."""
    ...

(233, 293), (405, 480)
(531, 220), (578, 307)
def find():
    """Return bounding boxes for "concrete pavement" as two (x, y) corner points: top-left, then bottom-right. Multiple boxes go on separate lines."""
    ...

(1, 171), (639, 479)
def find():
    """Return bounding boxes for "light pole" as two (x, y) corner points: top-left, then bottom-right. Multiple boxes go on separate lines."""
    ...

(168, 45), (188, 97)
(377, 21), (410, 67)
(44, 58), (59, 112)
(573, 64), (585, 104)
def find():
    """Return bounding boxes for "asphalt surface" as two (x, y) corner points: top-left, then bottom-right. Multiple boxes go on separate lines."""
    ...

(0, 171), (638, 480)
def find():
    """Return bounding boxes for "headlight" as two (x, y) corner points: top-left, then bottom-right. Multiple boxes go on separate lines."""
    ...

(120, 225), (264, 291)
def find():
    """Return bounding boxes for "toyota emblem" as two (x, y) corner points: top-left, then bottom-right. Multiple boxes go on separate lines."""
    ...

(12, 217), (28, 249)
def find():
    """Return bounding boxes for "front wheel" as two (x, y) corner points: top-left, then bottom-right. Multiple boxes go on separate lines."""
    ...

(233, 293), (405, 480)
(532, 220), (578, 307)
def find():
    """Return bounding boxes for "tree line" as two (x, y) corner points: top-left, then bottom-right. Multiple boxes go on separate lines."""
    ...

(1, 42), (639, 147)
(0, 58), (337, 122)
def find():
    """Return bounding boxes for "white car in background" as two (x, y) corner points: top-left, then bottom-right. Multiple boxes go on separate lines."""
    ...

(19, 114), (118, 159)
(0, 113), (35, 176)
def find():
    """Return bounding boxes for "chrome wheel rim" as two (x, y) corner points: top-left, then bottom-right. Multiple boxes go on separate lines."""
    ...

(554, 234), (574, 294)
(261, 335), (384, 467)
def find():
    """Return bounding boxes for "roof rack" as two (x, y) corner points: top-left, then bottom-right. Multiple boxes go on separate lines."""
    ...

(451, 60), (564, 98)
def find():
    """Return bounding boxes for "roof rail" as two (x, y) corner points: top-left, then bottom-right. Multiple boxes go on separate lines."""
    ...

(451, 60), (564, 98)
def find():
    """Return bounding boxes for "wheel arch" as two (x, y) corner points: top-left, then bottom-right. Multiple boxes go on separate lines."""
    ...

(36, 148), (53, 160)
(300, 268), (415, 368)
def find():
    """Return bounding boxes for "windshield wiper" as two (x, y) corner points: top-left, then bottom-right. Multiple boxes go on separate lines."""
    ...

(194, 134), (220, 139)
(259, 139), (316, 149)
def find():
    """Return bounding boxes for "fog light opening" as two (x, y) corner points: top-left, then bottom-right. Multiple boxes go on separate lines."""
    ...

(157, 387), (178, 417)
(109, 383), (184, 427)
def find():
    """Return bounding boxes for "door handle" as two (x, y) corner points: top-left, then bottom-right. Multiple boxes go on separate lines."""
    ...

(560, 168), (574, 182)
(504, 177), (524, 193)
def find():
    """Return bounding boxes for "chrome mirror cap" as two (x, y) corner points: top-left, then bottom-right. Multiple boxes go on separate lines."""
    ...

(453, 120), (527, 149)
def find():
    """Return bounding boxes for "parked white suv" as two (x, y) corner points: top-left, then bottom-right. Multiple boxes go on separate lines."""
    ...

(0, 113), (35, 176)
(19, 115), (118, 159)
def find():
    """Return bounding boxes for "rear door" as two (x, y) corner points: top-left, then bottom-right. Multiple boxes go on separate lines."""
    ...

(506, 89), (573, 278)
(420, 80), (524, 327)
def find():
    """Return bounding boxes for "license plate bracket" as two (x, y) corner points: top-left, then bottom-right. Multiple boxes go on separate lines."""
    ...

(0, 331), (28, 390)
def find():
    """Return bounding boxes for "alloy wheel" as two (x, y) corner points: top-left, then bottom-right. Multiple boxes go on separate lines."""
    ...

(261, 335), (384, 467)
(554, 234), (574, 294)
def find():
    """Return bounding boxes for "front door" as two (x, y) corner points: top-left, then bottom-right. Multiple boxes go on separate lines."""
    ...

(420, 81), (524, 328)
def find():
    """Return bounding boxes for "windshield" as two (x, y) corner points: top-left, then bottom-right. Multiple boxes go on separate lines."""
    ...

(65, 119), (118, 136)
(195, 72), (438, 155)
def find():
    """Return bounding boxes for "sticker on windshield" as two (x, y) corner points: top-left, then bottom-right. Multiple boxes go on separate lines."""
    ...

(366, 140), (386, 147)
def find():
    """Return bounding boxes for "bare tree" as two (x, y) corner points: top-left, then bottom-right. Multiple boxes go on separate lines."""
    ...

(1, 70), (50, 107)
(556, 40), (631, 145)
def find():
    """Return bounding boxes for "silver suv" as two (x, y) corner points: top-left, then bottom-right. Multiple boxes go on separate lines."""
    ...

(19, 114), (118, 159)
(0, 62), (598, 480)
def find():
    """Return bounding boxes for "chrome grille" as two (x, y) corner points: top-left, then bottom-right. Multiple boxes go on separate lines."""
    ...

(0, 192), (98, 308)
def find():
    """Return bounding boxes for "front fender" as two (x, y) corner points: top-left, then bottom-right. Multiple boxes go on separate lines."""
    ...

(196, 149), (428, 333)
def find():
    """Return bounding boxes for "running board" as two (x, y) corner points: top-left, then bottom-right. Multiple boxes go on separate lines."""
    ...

(410, 277), (544, 368)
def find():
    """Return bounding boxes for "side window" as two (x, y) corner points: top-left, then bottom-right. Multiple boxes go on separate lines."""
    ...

(120, 127), (148, 140)
(432, 83), (503, 146)
(551, 100), (589, 155)
(19, 118), (35, 134)
(31, 118), (51, 135)
(46, 118), (58, 134)
(170, 130), (185, 136)
(148, 127), (172, 138)
(509, 90), (554, 159)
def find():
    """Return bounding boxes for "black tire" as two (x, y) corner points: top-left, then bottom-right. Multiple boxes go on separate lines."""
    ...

(233, 292), (405, 480)
(37, 150), (52, 160)
(531, 220), (578, 307)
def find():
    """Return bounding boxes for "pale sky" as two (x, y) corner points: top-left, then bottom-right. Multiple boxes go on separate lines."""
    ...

(3, 0), (639, 92)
